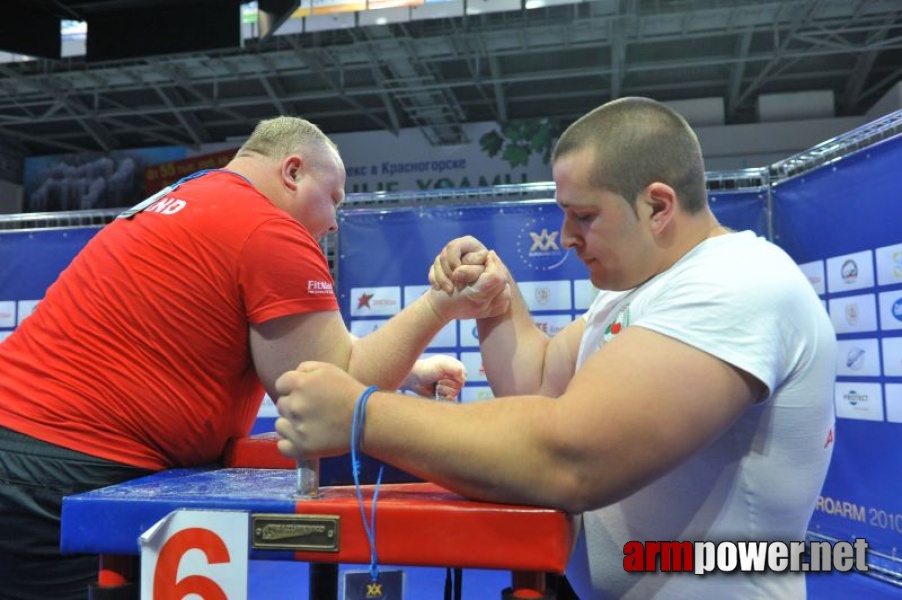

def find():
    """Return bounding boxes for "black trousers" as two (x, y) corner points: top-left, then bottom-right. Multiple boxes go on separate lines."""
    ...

(0, 426), (152, 600)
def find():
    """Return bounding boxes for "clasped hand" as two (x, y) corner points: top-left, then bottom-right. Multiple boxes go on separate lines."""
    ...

(427, 235), (511, 320)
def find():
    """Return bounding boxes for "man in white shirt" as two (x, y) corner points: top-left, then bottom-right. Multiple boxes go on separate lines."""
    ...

(273, 97), (837, 599)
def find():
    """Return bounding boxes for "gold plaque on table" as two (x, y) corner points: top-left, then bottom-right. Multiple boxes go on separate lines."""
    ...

(251, 514), (340, 552)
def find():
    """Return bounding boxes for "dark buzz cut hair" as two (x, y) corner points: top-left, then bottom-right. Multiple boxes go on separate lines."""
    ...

(235, 115), (339, 170)
(552, 97), (708, 214)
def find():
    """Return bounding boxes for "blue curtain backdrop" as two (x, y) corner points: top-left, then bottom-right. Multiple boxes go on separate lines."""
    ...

(337, 193), (765, 400)
(773, 134), (902, 571)
(336, 192), (766, 316)
(0, 228), (99, 306)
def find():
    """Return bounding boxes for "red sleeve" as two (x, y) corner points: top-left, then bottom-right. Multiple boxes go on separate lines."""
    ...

(238, 217), (339, 324)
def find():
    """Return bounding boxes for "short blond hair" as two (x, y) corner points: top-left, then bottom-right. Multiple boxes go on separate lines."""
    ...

(235, 116), (339, 169)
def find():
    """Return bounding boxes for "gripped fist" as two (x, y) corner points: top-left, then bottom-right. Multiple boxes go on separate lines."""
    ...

(428, 237), (512, 320)
(274, 361), (367, 461)
(404, 354), (467, 400)
(430, 235), (490, 293)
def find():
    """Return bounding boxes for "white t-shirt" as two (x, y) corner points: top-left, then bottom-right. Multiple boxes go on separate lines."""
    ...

(567, 231), (837, 600)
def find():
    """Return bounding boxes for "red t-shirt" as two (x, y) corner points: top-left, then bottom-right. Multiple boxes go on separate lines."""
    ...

(0, 170), (339, 469)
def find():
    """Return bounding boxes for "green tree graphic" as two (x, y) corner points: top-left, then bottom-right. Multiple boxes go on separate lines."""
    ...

(479, 118), (560, 168)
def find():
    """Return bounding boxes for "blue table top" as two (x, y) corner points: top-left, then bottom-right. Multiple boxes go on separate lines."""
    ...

(62, 468), (304, 556)
(61, 466), (577, 573)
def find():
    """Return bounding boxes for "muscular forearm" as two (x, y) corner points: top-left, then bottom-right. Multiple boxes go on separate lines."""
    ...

(477, 277), (552, 396)
(346, 291), (448, 390)
(361, 390), (585, 512)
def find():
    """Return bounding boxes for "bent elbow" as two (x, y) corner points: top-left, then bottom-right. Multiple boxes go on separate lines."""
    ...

(552, 467), (609, 514)
(552, 463), (632, 514)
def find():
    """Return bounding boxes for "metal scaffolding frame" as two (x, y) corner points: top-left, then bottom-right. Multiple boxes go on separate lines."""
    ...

(770, 109), (902, 181)
(2, 107), (901, 272)
(2, 0), (901, 157)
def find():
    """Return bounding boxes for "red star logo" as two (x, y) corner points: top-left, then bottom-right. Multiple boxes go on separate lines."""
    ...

(357, 293), (374, 309)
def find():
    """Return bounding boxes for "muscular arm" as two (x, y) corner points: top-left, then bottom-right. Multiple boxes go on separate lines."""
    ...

(250, 291), (449, 398)
(477, 278), (584, 397)
(434, 243), (581, 397)
(346, 326), (764, 512)
(252, 259), (507, 399)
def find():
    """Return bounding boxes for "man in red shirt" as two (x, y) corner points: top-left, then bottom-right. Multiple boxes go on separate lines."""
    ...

(0, 116), (507, 599)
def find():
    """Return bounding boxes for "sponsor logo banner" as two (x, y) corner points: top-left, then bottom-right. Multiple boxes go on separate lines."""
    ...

(835, 339), (881, 377)
(798, 260), (826, 296)
(834, 382), (884, 422)
(875, 243), (902, 287)
(829, 294), (878, 334)
(878, 290), (902, 331)
(0, 301), (15, 328)
(516, 214), (571, 273)
(349, 286), (401, 317)
(827, 250), (874, 294)
(518, 280), (572, 312)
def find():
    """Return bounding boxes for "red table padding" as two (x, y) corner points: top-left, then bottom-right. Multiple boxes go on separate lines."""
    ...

(222, 432), (295, 469)
(291, 482), (577, 572)
(62, 467), (576, 580)
(176, 434), (575, 573)
(222, 435), (576, 571)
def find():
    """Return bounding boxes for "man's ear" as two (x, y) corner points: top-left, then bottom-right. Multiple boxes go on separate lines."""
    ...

(643, 182), (676, 233)
(283, 155), (303, 188)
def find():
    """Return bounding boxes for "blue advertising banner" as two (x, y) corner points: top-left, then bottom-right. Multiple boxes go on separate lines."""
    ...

(708, 189), (769, 237)
(773, 134), (902, 571)
(0, 228), (101, 336)
(338, 201), (583, 399)
(337, 191), (767, 401)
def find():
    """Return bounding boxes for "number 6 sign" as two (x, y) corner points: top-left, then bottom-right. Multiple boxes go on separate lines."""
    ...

(140, 510), (249, 600)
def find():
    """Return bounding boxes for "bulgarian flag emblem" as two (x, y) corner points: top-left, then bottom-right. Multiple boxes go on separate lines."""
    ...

(603, 306), (631, 343)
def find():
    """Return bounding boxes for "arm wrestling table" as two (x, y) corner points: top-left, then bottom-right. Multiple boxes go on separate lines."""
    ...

(61, 433), (577, 600)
